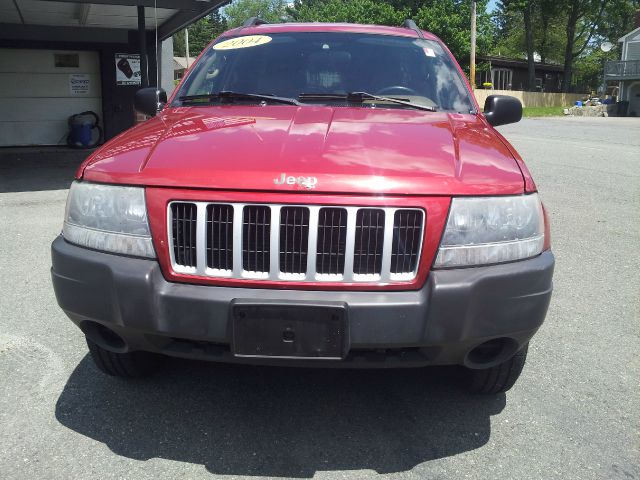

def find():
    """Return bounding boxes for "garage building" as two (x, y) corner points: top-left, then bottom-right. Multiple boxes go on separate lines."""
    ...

(0, 0), (228, 146)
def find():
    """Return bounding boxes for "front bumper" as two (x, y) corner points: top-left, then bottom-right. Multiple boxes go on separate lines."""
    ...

(51, 236), (554, 368)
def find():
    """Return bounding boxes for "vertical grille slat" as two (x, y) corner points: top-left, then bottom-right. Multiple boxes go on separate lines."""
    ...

(354, 209), (385, 275)
(390, 210), (424, 274)
(169, 202), (424, 283)
(171, 202), (197, 268)
(279, 207), (310, 274)
(242, 205), (271, 273)
(206, 204), (234, 271)
(316, 208), (347, 275)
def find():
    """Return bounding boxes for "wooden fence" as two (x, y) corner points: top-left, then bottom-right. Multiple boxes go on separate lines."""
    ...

(473, 89), (584, 108)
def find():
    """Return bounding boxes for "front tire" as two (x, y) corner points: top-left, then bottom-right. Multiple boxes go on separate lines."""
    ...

(86, 337), (161, 378)
(467, 344), (528, 394)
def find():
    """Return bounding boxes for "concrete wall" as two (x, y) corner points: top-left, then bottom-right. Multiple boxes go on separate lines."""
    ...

(473, 89), (584, 108)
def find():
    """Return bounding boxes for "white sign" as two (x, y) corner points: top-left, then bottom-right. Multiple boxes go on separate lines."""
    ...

(115, 53), (141, 85)
(69, 74), (90, 95)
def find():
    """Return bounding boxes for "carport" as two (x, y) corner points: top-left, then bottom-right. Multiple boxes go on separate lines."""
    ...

(0, 0), (228, 146)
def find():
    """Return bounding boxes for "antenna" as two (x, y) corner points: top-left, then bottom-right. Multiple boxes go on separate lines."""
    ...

(153, 0), (167, 123)
(402, 19), (424, 39)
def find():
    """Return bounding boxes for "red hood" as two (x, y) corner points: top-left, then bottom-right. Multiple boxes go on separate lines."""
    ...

(80, 105), (525, 195)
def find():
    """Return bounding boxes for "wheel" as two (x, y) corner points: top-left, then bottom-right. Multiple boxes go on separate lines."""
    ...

(467, 344), (529, 394)
(86, 337), (161, 378)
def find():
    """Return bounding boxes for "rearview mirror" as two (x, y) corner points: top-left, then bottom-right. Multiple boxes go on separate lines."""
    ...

(134, 87), (167, 117)
(483, 95), (522, 127)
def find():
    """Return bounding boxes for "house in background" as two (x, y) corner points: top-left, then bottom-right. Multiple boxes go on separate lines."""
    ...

(605, 24), (640, 116)
(174, 56), (196, 81)
(476, 55), (565, 92)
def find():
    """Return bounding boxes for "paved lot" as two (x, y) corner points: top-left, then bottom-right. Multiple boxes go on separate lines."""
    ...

(0, 117), (638, 480)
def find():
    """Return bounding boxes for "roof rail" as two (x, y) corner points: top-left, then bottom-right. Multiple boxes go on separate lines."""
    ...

(242, 17), (269, 27)
(402, 19), (424, 39)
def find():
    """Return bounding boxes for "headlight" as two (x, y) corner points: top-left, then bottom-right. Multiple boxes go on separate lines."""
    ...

(434, 194), (544, 268)
(62, 181), (156, 258)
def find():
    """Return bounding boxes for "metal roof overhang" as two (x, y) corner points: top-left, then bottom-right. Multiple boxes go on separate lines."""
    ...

(0, 0), (229, 42)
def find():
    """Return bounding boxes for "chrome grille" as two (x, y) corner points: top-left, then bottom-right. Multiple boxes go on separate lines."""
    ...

(316, 208), (347, 276)
(167, 202), (425, 283)
(170, 202), (197, 268)
(391, 210), (423, 275)
(353, 209), (385, 277)
(206, 204), (233, 272)
(279, 207), (310, 276)
(242, 205), (271, 275)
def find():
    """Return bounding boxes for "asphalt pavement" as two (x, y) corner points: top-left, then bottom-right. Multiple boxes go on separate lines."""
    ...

(0, 117), (638, 479)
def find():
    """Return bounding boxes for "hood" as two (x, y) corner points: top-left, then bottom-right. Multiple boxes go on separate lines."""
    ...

(81, 105), (525, 195)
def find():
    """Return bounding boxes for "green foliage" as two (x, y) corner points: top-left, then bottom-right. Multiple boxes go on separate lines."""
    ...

(173, 12), (227, 57)
(574, 48), (617, 92)
(223, 0), (290, 28)
(295, 0), (405, 24)
(292, 0), (408, 25)
(414, 0), (495, 63)
(493, 0), (565, 63)
(492, 0), (639, 91)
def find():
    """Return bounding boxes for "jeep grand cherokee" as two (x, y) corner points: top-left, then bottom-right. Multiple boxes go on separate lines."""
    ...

(51, 19), (554, 394)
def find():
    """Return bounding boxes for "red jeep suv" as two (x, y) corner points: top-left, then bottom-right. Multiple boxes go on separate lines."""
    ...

(51, 19), (554, 394)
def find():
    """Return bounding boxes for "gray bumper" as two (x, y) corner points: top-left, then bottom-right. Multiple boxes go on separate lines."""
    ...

(51, 236), (554, 367)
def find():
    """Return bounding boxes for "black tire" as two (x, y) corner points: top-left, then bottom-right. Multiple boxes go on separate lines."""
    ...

(86, 337), (161, 378)
(467, 344), (529, 394)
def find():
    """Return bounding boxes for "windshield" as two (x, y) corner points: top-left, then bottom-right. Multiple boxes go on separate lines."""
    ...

(176, 32), (475, 113)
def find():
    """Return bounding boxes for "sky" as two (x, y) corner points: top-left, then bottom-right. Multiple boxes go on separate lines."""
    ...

(487, 0), (498, 13)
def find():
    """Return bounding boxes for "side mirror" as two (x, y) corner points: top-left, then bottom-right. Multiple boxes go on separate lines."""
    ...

(134, 87), (167, 117)
(483, 95), (522, 127)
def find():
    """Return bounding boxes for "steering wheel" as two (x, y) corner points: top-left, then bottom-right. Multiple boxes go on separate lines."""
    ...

(376, 86), (418, 96)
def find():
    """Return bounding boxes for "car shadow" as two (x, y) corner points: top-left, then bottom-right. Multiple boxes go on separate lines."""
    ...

(0, 147), (93, 193)
(56, 356), (504, 477)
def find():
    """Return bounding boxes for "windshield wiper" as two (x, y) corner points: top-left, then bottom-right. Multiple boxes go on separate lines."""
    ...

(179, 91), (301, 106)
(298, 92), (437, 112)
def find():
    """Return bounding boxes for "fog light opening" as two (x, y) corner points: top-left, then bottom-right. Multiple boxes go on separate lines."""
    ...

(80, 321), (127, 352)
(465, 338), (518, 369)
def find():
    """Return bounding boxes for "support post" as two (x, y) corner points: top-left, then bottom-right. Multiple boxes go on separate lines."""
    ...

(185, 28), (190, 68)
(137, 5), (148, 87)
(470, 0), (477, 90)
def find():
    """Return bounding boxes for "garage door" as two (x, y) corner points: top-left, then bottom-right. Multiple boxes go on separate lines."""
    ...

(0, 49), (102, 146)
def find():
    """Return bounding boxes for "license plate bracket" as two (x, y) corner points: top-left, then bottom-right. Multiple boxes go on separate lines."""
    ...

(231, 300), (348, 359)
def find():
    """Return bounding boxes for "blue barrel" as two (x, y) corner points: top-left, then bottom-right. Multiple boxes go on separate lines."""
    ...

(69, 122), (93, 147)
(575, 100), (583, 107)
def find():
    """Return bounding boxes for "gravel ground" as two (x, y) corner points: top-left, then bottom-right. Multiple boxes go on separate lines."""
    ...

(0, 117), (638, 480)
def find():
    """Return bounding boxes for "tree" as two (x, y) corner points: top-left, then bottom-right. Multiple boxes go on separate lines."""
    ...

(223, 0), (290, 28)
(174, 12), (227, 57)
(569, 0), (639, 92)
(560, 0), (606, 92)
(536, 0), (565, 64)
(414, 0), (494, 63)
(291, 0), (408, 25)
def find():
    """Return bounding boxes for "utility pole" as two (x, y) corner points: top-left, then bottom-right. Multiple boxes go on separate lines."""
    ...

(470, 0), (477, 89)
(185, 28), (190, 68)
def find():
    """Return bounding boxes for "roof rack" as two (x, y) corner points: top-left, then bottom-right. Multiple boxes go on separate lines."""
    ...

(402, 19), (424, 39)
(242, 17), (269, 27)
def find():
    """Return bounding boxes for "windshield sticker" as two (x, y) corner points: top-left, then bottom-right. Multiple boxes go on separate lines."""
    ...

(423, 47), (436, 57)
(213, 35), (272, 51)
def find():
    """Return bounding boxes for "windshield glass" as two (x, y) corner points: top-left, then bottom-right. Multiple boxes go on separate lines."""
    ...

(176, 32), (474, 113)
